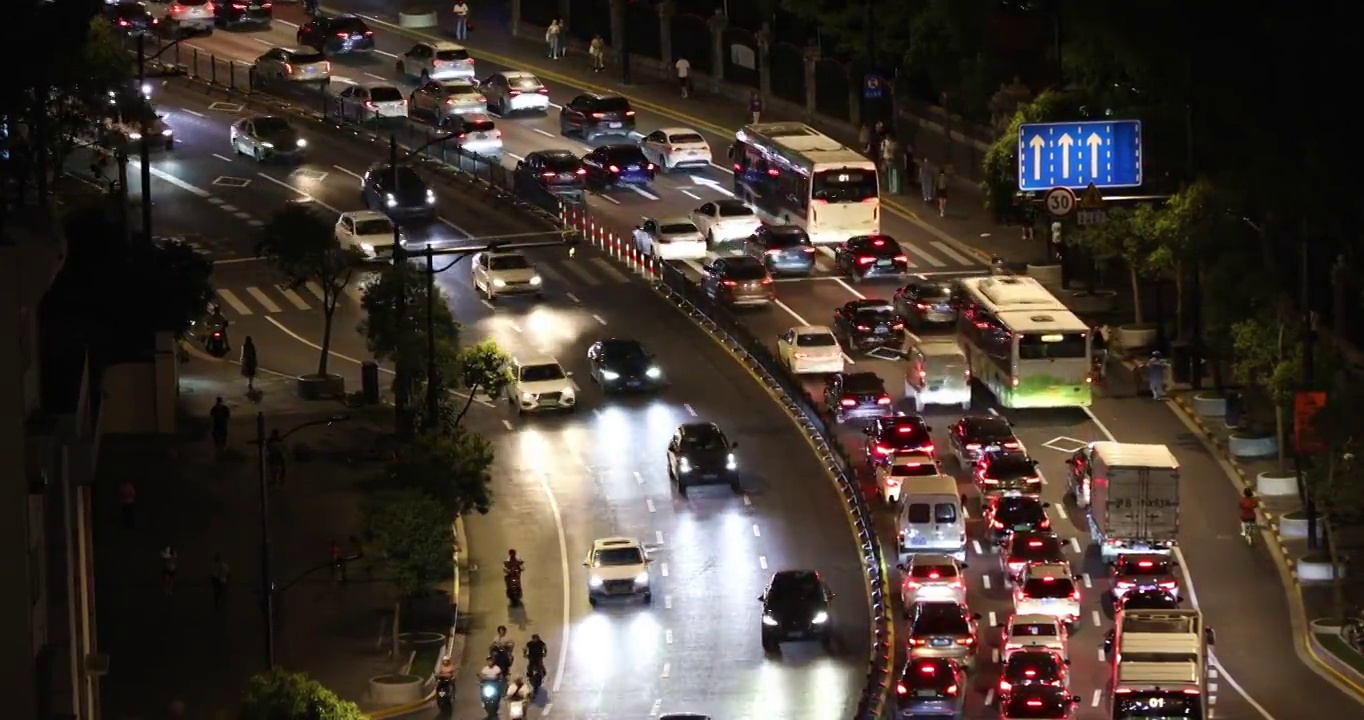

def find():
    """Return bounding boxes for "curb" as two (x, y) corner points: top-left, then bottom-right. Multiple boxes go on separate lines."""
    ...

(1307, 626), (1364, 702)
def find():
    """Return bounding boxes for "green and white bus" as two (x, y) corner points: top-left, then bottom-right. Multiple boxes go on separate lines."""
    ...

(955, 276), (1092, 408)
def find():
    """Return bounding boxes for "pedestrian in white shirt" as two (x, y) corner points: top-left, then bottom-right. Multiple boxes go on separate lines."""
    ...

(675, 56), (691, 98)
(546, 19), (563, 59)
(589, 34), (605, 72)
(452, 2), (469, 40)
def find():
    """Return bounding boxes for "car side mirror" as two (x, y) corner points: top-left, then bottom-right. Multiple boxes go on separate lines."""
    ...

(1063, 658), (1072, 665)
(581, 561), (590, 567)
(516, 160), (525, 169)
(566, 371), (574, 377)
(1072, 696), (1083, 704)
(827, 591), (835, 599)
(634, 225), (642, 231)
(959, 562), (969, 569)
(926, 426), (934, 432)
(1042, 502), (1051, 508)
(701, 262), (713, 271)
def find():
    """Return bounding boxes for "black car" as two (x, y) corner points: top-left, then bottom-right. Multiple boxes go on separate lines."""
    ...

(893, 277), (957, 328)
(213, 0), (271, 27)
(297, 14), (375, 54)
(1000, 531), (1067, 584)
(834, 234), (910, 281)
(974, 450), (1042, 498)
(1000, 685), (1080, 720)
(105, 1), (159, 35)
(743, 225), (816, 277)
(832, 299), (904, 351)
(895, 657), (966, 717)
(759, 570), (833, 651)
(559, 93), (636, 141)
(666, 422), (740, 494)
(983, 495), (1051, 544)
(862, 414), (934, 467)
(587, 338), (663, 391)
(1114, 587), (1181, 612)
(361, 163), (436, 221)
(514, 150), (586, 200)
(947, 414), (1021, 466)
(581, 144), (655, 190)
(823, 371), (892, 424)
(998, 650), (1068, 704)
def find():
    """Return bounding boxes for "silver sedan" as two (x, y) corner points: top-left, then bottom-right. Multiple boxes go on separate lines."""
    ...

(409, 80), (486, 127)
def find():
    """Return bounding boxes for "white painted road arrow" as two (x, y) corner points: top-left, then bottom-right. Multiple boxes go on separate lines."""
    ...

(1087, 133), (1103, 178)
(1058, 133), (1074, 178)
(1029, 135), (1045, 180)
(688, 174), (734, 197)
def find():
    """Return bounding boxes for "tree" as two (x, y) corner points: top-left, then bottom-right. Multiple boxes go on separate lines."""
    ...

(979, 91), (1071, 222)
(1063, 207), (1159, 322)
(1306, 378), (1364, 621)
(257, 203), (367, 377)
(1230, 308), (1302, 472)
(448, 340), (515, 429)
(1142, 180), (1237, 339)
(358, 262), (459, 401)
(239, 669), (365, 720)
(365, 488), (453, 598)
(385, 429), (495, 517)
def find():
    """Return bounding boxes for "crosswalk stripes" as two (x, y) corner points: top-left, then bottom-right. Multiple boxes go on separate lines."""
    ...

(277, 286), (312, 310)
(245, 287), (283, 313)
(930, 240), (976, 265)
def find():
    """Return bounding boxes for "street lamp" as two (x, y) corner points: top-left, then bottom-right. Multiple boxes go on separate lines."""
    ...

(133, 33), (191, 244)
(256, 411), (350, 670)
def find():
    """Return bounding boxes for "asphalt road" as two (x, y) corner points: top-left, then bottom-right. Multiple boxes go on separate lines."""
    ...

(147, 11), (1364, 718)
(151, 80), (872, 718)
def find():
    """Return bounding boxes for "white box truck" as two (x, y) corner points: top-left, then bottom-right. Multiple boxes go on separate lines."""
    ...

(1065, 442), (1180, 559)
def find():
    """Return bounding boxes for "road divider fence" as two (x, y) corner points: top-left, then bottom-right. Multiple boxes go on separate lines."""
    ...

(147, 46), (894, 719)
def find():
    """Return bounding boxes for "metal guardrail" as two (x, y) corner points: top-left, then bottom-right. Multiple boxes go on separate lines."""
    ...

(149, 45), (893, 720)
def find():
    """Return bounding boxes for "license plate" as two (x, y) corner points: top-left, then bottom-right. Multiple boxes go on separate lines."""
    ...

(306, 67), (316, 73)
(877, 260), (892, 267)
(875, 327), (888, 335)
(1014, 524), (1031, 531)
(609, 122), (623, 128)
(351, 34), (363, 39)
(911, 536), (927, 546)
(687, 150), (700, 155)
(626, 380), (640, 387)
(627, 165), (639, 171)
(702, 473), (717, 479)
(934, 304), (951, 311)
(788, 631), (808, 639)
(930, 638), (951, 647)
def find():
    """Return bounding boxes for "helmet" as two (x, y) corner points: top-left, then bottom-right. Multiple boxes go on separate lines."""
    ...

(441, 656), (452, 666)
(531, 633), (542, 642)
(508, 549), (518, 559)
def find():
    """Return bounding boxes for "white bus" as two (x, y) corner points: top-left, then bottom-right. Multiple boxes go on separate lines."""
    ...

(955, 275), (1092, 408)
(729, 122), (879, 244)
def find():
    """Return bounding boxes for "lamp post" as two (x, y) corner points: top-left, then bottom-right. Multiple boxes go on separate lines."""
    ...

(257, 412), (350, 670)
(133, 33), (190, 244)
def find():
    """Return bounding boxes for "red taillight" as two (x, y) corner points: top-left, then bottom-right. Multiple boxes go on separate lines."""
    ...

(212, 332), (222, 338)
(910, 638), (927, 646)
(1115, 688), (1133, 694)
(919, 664), (935, 674)
(733, 163), (742, 171)
(336, 32), (348, 38)
(1003, 441), (1020, 449)
(955, 637), (974, 646)
(894, 254), (908, 262)
(541, 171), (556, 177)
(895, 683), (908, 695)
(856, 324), (870, 331)
(1008, 561), (1025, 571)
(284, 63), (294, 74)
(1028, 540), (1044, 547)
(608, 165), (620, 173)
(965, 443), (981, 450)
(1039, 518), (1050, 529)
(840, 398), (857, 407)
(575, 168), (587, 176)
(722, 280), (738, 287)
(927, 571), (940, 579)
(118, 19), (129, 26)
(365, 30), (374, 36)
(915, 302), (929, 309)
(857, 256), (875, 265)
(877, 395), (892, 405)
(1071, 590), (1082, 600)
(233, 2), (248, 8)
(590, 112), (605, 119)
(646, 163), (656, 171)
(1137, 560), (1155, 568)
(171, 4), (185, 12)
(872, 238), (885, 246)
(538, 88), (549, 94)
(945, 684), (958, 696)
(1026, 700), (1043, 707)
(766, 249), (781, 256)
(364, 101), (376, 110)
(625, 110), (636, 116)
(1182, 689), (1202, 695)
(1023, 669), (1037, 678)
(1158, 580), (1177, 589)
(761, 277), (773, 285)
(892, 321), (905, 329)
(801, 246), (816, 253)
(874, 444), (891, 455)
(766, 168), (779, 177)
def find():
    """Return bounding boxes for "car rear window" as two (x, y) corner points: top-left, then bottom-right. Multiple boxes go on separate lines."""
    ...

(934, 503), (958, 523)
(289, 51), (326, 64)
(442, 81), (479, 94)
(392, 167), (423, 187)
(843, 374), (884, 394)
(915, 606), (968, 633)
(669, 132), (706, 144)
(796, 333), (836, 347)
(660, 223), (697, 235)
(1005, 653), (1064, 679)
(588, 96), (632, 113)
(910, 564), (958, 579)
(892, 463), (939, 478)
(509, 74), (542, 88)
(436, 49), (470, 61)
(463, 119), (497, 133)
(765, 230), (809, 248)
(1012, 622), (1058, 637)
(919, 285), (953, 300)
(717, 201), (754, 217)
(539, 154), (580, 172)
(1014, 536), (1062, 559)
(855, 306), (896, 322)
(724, 262), (767, 280)
(333, 18), (369, 32)
(1023, 578), (1075, 599)
(369, 86), (403, 102)
(989, 456), (1036, 476)
(605, 147), (649, 163)
(114, 4), (148, 17)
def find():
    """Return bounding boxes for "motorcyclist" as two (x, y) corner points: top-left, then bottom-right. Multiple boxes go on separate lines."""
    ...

(435, 656), (455, 681)
(1238, 488), (1258, 534)
(506, 676), (532, 702)
(524, 633), (548, 676)
(490, 625), (515, 675)
(504, 549), (525, 577)
(208, 304), (228, 333)
(477, 656), (503, 682)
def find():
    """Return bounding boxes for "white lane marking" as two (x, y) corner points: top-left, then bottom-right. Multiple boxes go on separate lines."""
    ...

(255, 173), (342, 213)
(664, 595), (673, 609)
(971, 540), (983, 555)
(592, 313), (607, 325)
(1098, 647), (1106, 662)
(1084, 406), (1275, 720)
(596, 193), (621, 205)
(250, 37), (275, 47)
(215, 288), (252, 315)
(439, 215), (476, 237)
(278, 286), (312, 310)
(634, 471), (644, 485)
(212, 153), (234, 162)
(565, 292), (582, 304)
(742, 494), (752, 507)
(664, 629), (673, 644)
(1081, 573), (1093, 588)
(982, 573), (992, 590)
(907, 241), (946, 267)
(531, 469), (574, 695)
(532, 128), (556, 138)
(752, 524), (761, 537)
(480, 299), (494, 310)
(128, 161), (212, 197)
(931, 240), (975, 265)
(375, 49), (398, 59)
(507, 152), (524, 161)
(234, 212), (254, 221)
(774, 298), (811, 326)
(275, 19), (298, 28)
(509, 322), (523, 333)
(681, 189), (701, 200)
(502, 419), (513, 430)
(660, 562), (669, 577)
(333, 165), (363, 179)
(219, 203), (239, 212)
(305, 281), (327, 301)
(646, 498), (656, 513)
(1055, 504), (1068, 520)
(987, 611), (997, 627)
(991, 648), (1000, 663)
(627, 185), (660, 200)
(246, 287), (283, 313)
(660, 663), (670, 679)
(655, 530), (664, 545)
(683, 403), (697, 416)
(1092, 690), (1103, 707)
(1069, 537), (1082, 553)
(207, 197), (225, 205)
(365, 72), (387, 81)
(983, 689), (995, 707)
(758, 556), (768, 569)
(1091, 610), (1102, 627)
(833, 277), (864, 299)
(181, 108), (205, 118)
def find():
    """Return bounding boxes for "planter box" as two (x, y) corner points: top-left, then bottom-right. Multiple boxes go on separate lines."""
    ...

(369, 674), (423, 705)
(1115, 325), (1157, 354)
(1257, 471), (1299, 497)
(1228, 433), (1277, 459)
(1297, 556), (1349, 583)
(1026, 264), (1062, 288)
(1192, 393), (1226, 418)
(1279, 512), (1315, 539)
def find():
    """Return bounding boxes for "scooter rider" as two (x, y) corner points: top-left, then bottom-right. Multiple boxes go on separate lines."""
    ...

(524, 633), (548, 676)
(436, 656), (455, 681)
(478, 656), (503, 682)
(490, 625), (515, 675)
(506, 676), (532, 702)
(504, 548), (525, 601)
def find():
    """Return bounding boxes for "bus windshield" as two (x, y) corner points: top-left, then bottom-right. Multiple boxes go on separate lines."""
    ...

(1018, 332), (1087, 360)
(1114, 691), (1203, 719)
(812, 169), (877, 202)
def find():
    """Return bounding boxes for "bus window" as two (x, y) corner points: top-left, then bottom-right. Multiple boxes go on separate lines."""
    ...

(1018, 332), (1087, 360)
(812, 168), (877, 202)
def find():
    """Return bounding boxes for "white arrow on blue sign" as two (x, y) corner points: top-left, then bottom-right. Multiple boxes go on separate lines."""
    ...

(1017, 120), (1142, 192)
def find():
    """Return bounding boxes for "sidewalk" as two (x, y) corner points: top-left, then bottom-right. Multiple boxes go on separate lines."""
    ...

(323, 0), (1030, 265)
(92, 359), (418, 717)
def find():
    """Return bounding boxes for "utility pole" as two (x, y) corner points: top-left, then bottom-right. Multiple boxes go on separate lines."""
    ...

(117, 149), (132, 246)
(424, 244), (439, 430)
(390, 135), (409, 437)
(256, 412), (276, 670)
(1300, 234), (1319, 548)
(137, 32), (153, 243)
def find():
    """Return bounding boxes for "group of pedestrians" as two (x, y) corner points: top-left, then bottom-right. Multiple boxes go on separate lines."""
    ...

(859, 121), (951, 217)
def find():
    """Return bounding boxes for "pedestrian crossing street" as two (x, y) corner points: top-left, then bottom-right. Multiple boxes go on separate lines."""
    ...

(213, 255), (639, 318)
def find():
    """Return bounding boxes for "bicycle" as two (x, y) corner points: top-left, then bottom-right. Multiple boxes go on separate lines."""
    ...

(1240, 519), (1257, 546)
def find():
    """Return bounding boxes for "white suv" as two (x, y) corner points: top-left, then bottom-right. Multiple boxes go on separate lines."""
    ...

(472, 251), (543, 301)
(508, 356), (577, 415)
(584, 537), (652, 606)
(162, 0), (215, 35)
(335, 210), (401, 259)
(1013, 563), (1081, 629)
(397, 41), (476, 81)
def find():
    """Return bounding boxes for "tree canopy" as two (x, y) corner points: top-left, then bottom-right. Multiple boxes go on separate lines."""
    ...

(364, 488), (454, 598)
(239, 670), (365, 720)
(384, 429), (495, 517)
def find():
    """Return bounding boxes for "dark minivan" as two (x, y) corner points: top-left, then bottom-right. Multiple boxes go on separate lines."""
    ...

(559, 93), (636, 141)
(745, 225), (816, 276)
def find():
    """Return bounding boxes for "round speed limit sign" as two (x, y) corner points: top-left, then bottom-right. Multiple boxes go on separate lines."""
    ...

(1044, 187), (1077, 218)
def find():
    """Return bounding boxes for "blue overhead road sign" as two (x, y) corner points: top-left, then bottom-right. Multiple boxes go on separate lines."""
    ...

(1017, 120), (1143, 192)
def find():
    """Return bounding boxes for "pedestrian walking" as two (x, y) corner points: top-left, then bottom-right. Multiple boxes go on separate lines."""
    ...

(919, 157), (935, 203)
(674, 56), (692, 98)
(161, 545), (178, 595)
(211, 553), (229, 609)
(452, 1), (470, 40)
(1146, 351), (1169, 400)
(879, 133), (901, 195)
(331, 540), (348, 583)
(935, 167), (949, 217)
(119, 479), (137, 528)
(266, 429), (286, 486)
(545, 19), (562, 59)
(240, 336), (258, 392)
(749, 91), (763, 124)
(588, 34), (605, 72)
(210, 397), (230, 459)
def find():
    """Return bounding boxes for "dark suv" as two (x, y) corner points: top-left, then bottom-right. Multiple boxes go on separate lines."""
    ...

(559, 93), (636, 141)
(744, 225), (815, 277)
(823, 371), (892, 424)
(700, 256), (774, 308)
(514, 150), (586, 201)
(213, 0), (271, 28)
(361, 164), (436, 221)
(759, 570), (833, 651)
(834, 234), (910, 281)
(666, 422), (740, 495)
(895, 657), (966, 718)
(297, 14), (374, 55)
(862, 414), (934, 467)
(581, 144), (656, 190)
(832, 299), (904, 352)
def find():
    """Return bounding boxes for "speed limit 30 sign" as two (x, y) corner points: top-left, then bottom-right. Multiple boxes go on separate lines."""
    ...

(1044, 187), (1077, 218)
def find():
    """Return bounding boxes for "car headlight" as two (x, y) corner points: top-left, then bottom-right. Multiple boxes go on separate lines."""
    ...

(385, 193), (397, 207)
(261, 141), (274, 148)
(812, 611), (829, 624)
(141, 83), (152, 97)
(601, 370), (620, 381)
(633, 572), (649, 585)
(562, 389), (575, 402)
(762, 615), (778, 626)
(161, 128), (173, 136)
(128, 132), (142, 140)
(426, 188), (437, 204)
(679, 457), (691, 473)
(588, 576), (603, 588)
(726, 453), (737, 470)
(520, 392), (535, 402)
(530, 275), (542, 286)
(296, 138), (307, 147)
(360, 243), (374, 254)
(492, 278), (507, 287)
(646, 366), (662, 379)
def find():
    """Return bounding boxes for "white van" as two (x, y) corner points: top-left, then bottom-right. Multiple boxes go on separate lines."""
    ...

(896, 475), (967, 563)
(903, 339), (972, 412)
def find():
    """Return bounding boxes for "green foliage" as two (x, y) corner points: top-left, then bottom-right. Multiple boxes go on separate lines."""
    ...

(980, 91), (1071, 218)
(258, 203), (366, 376)
(448, 339), (515, 428)
(358, 262), (459, 399)
(365, 488), (453, 598)
(779, 0), (921, 63)
(1230, 310), (1302, 409)
(386, 429), (495, 517)
(239, 670), (365, 720)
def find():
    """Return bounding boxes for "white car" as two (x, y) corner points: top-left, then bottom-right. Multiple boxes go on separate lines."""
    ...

(1013, 564), (1081, 629)
(472, 251), (542, 301)
(254, 47), (331, 84)
(638, 127), (712, 172)
(508, 356), (577, 414)
(1000, 613), (1070, 663)
(584, 537), (652, 606)
(396, 40), (475, 81)
(334, 83), (408, 119)
(690, 199), (763, 244)
(777, 325), (843, 375)
(898, 554), (967, 607)
(876, 453), (941, 505)
(633, 216), (706, 260)
(161, 0), (214, 34)
(482, 71), (551, 115)
(335, 210), (402, 259)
